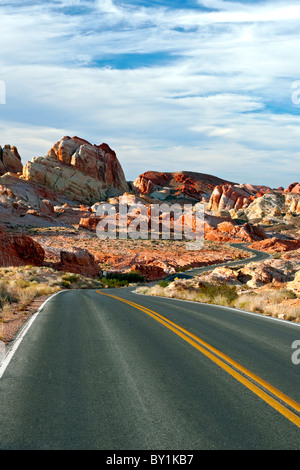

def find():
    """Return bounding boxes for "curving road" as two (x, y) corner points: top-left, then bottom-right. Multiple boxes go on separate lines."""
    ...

(167, 243), (272, 280)
(0, 245), (299, 450)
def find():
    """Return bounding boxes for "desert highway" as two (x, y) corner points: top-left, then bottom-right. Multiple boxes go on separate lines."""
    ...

(0, 245), (299, 450)
(167, 243), (272, 279)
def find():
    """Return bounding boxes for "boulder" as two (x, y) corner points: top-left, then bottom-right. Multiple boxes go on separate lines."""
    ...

(287, 271), (300, 295)
(0, 229), (45, 267)
(205, 220), (266, 243)
(22, 136), (128, 204)
(130, 263), (166, 281)
(47, 136), (128, 192)
(285, 183), (300, 194)
(0, 145), (23, 176)
(57, 248), (101, 278)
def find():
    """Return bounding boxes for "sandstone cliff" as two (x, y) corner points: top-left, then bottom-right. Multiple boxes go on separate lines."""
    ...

(207, 183), (268, 214)
(22, 136), (128, 204)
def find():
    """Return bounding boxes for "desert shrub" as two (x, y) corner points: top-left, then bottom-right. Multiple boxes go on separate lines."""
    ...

(101, 271), (145, 287)
(197, 283), (238, 305)
(62, 273), (81, 283)
(0, 282), (17, 307)
(158, 280), (170, 288)
(61, 280), (71, 289)
(100, 278), (128, 288)
(177, 265), (191, 273)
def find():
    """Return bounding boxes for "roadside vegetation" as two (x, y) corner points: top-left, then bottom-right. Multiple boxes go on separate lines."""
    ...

(0, 266), (104, 329)
(137, 281), (300, 322)
(99, 270), (145, 288)
(0, 266), (146, 343)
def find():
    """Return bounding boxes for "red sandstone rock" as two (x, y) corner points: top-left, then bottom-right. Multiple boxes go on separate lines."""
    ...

(57, 248), (101, 278)
(285, 183), (300, 194)
(79, 213), (101, 231)
(0, 145), (23, 176)
(40, 199), (54, 216)
(47, 136), (128, 192)
(249, 237), (300, 253)
(133, 171), (235, 201)
(0, 229), (45, 267)
(204, 219), (266, 243)
(207, 184), (268, 213)
(131, 263), (166, 281)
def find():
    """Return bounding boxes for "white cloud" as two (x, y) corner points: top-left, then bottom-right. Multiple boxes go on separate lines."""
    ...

(0, 0), (299, 187)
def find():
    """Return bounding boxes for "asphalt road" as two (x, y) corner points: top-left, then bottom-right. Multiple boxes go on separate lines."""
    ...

(167, 243), (271, 280)
(0, 245), (299, 450)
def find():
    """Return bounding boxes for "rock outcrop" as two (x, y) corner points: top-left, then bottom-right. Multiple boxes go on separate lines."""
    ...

(239, 191), (300, 223)
(130, 263), (166, 281)
(207, 183), (268, 214)
(204, 220), (267, 243)
(22, 136), (128, 204)
(56, 248), (102, 278)
(249, 238), (300, 253)
(133, 171), (235, 201)
(285, 182), (300, 194)
(0, 145), (23, 176)
(200, 257), (297, 288)
(0, 229), (45, 267)
(287, 271), (300, 295)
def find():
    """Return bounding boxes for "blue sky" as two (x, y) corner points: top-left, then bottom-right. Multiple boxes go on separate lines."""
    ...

(0, 0), (300, 187)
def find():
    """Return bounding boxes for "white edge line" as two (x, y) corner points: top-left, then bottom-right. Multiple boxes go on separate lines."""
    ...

(132, 290), (300, 329)
(0, 290), (66, 379)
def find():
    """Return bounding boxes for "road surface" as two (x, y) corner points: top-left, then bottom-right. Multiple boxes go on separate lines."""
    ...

(0, 245), (299, 450)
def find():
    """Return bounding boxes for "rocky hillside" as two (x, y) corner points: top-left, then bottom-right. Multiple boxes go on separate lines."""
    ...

(233, 191), (300, 224)
(133, 171), (236, 202)
(207, 183), (268, 213)
(207, 182), (300, 224)
(0, 135), (298, 283)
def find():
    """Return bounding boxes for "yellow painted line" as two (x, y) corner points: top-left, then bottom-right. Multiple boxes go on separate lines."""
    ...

(97, 290), (300, 428)
(107, 293), (300, 414)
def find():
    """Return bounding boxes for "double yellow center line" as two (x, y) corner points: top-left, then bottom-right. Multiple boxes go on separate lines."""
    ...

(97, 290), (300, 428)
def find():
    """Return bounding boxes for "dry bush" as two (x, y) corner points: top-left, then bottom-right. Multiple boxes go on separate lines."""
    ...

(0, 266), (104, 320)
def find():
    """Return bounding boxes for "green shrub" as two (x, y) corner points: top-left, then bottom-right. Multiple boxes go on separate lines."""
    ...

(62, 273), (80, 283)
(99, 270), (145, 288)
(61, 280), (71, 289)
(158, 280), (170, 288)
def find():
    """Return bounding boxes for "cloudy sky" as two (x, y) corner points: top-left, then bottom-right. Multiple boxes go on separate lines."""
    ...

(0, 0), (300, 187)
